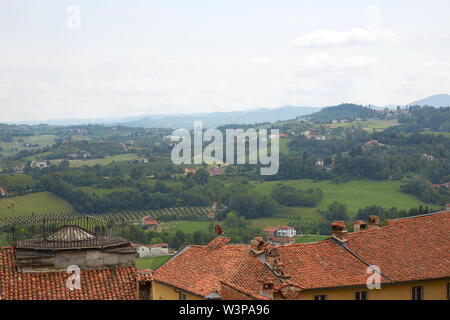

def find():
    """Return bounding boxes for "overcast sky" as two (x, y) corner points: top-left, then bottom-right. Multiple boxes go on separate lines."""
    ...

(1, 0), (449, 122)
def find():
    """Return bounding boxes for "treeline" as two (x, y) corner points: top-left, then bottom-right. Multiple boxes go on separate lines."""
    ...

(390, 105), (450, 133)
(271, 184), (323, 207)
(401, 175), (450, 205)
(310, 103), (378, 123)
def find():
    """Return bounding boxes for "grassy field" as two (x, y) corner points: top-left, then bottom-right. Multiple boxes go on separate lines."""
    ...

(251, 179), (429, 220)
(136, 255), (173, 270)
(163, 220), (213, 234)
(51, 153), (139, 167)
(0, 191), (73, 217)
(0, 134), (58, 157)
(0, 232), (9, 246)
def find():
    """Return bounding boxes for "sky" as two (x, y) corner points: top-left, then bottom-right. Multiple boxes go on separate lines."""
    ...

(0, 0), (449, 122)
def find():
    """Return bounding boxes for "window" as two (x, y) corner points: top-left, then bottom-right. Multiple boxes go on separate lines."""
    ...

(355, 291), (368, 300)
(412, 286), (424, 300)
(314, 294), (327, 300)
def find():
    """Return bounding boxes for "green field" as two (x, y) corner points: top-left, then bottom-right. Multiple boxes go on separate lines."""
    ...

(136, 255), (173, 270)
(0, 232), (8, 246)
(163, 220), (213, 234)
(245, 179), (430, 231)
(51, 153), (139, 167)
(0, 191), (73, 217)
(0, 134), (58, 157)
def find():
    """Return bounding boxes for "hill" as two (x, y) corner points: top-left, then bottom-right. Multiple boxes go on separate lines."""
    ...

(119, 105), (320, 129)
(309, 103), (377, 123)
(407, 94), (450, 107)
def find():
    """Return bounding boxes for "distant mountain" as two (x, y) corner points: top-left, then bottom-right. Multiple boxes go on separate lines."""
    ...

(309, 103), (377, 123)
(407, 94), (450, 107)
(118, 106), (321, 129)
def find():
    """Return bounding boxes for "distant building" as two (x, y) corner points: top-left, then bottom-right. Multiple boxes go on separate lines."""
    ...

(138, 158), (149, 164)
(36, 161), (48, 169)
(132, 243), (169, 258)
(207, 212), (216, 219)
(14, 164), (25, 173)
(184, 167), (197, 175)
(0, 187), (7, 196)
(432, 182), (450, 190)
(263, 226), (296, 246)
(209, 166), (223, 176)
(141, 216), (159, 229)
(364, 140), (384, 147)
(422, 153), (434, 161)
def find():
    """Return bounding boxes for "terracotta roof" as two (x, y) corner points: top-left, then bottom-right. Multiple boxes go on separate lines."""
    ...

(0, 246), (138, 300)
(345, 211), (450, 283)
(137, 270), (153, 282)
(152, 237), (248, 297)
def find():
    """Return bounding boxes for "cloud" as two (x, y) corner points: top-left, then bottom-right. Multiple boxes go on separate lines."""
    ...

(249, 57), (271, 65)
(291, 6), (402, 47)
(299, 52), (376, 71)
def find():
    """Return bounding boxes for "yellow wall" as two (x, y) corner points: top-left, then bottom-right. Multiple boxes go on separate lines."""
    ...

(152, 279), (449, 300)
(298, 279), (449, 300)
(152, 281), (204, 300)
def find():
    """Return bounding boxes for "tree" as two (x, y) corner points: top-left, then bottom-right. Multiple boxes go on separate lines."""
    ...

(323, 201), (348, 221)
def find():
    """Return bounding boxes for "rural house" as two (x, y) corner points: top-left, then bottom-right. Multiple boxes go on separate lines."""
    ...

(132, 243), (169, 258)
(0, 187), (7, 197)
(141, 216), (159, 229)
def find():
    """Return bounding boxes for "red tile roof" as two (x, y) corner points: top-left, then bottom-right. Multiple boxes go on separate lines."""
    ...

(164, 211), (450, 299)
(345, 211), (450, 283)
(0, 246), (138, 300)
(152, 237), (248, 297)
(137, 270), (153, 282)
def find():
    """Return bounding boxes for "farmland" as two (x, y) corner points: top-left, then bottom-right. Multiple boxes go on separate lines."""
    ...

(251, 179), (430, 219)
(50, 153), (139, 167)
(0, 134), (58, 157)
(0, 191), (73, 217)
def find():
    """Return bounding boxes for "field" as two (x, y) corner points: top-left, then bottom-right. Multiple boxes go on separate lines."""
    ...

(242, 179), (431, 231)
(98, 207), (210, 221)
(163, 220), (213, 234)
(0, 134), (58, 157)
(0, 232), (8, 246)
(0, 191), (73, 217)
(136, 255), (172, 270)
(329, 119), (399, 132)
(50, 153), (139, 167)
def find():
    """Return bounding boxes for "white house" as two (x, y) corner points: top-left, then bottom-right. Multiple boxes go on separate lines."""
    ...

(132, 243), (169, 258)
(274, 226), (296, 238)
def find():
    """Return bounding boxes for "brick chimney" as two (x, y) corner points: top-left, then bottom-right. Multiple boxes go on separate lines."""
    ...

(259, 278), (275, 299)
(368, 215), (381, 230)
(352, 220), (367, 232)
(331, 221), (348, 242)
(250, 237), (267, 255)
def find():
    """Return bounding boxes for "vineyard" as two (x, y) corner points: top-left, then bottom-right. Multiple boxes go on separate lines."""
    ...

(96, 206), (211, 222)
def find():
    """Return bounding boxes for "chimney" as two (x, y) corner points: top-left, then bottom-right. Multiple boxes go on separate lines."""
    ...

(331, 221), (348, 242)
(250, 237), (266, 255)
(367, 215), (381, 230)
(352, 220), (367, 232)
(259, 278), (275, 299)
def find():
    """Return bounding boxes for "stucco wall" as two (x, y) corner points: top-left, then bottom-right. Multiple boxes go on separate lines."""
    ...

(298, 279), (449, 300)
